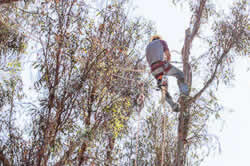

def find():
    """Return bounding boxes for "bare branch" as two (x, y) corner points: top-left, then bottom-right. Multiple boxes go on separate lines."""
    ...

(181, 0), (207, 62)
(191, 49), (230, 103)
(0, 0), (21, 5)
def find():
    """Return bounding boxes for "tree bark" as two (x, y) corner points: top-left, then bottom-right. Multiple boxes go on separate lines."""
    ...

(106, 135), (115, 165)
(176, 0), (207, 165)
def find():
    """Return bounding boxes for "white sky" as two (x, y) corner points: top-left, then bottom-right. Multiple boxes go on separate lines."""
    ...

(133, 0), (250, 165)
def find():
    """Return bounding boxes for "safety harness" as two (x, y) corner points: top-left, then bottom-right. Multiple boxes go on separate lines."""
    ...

(151, 61), (172, 81)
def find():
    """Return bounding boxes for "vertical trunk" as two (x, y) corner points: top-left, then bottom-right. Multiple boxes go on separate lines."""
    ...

(106, 135), (115, 165)
(176, 57), (192, 166)
(78, 143), (88, 166)
(176, 1), (207, 165)
(161, 87), (167, 166)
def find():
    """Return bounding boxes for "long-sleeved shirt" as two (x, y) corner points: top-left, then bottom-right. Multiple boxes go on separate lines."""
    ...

(145, 39), (170, 66)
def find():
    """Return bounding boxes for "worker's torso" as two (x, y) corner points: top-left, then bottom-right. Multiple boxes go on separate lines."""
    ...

(145, 40), (164, 65)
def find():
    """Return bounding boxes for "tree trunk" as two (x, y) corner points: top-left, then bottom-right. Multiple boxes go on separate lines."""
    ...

(175, 1), (207, 165)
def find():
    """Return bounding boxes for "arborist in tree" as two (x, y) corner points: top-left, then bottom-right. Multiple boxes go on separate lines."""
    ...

(145, 35), (189, 112)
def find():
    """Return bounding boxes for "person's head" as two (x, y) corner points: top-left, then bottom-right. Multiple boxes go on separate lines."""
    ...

(151, 35), (162, 42)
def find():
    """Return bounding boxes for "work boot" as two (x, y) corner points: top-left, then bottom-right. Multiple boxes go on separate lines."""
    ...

(179, 82), (189, 96)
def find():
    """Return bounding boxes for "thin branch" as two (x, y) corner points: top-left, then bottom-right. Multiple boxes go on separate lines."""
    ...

(0, 0), (21, 5)
(181, 0), (207, 62)
(191, 47), (231, 103)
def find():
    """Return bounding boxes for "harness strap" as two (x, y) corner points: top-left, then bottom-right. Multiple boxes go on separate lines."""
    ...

(151, 61), (172, 80)
(151, 61), (166, 71)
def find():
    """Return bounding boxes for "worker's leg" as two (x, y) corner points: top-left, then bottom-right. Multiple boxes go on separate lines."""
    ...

(154, 73), (179, 112)
(165, 91), (179, 112)
(163, 62), (189, 96)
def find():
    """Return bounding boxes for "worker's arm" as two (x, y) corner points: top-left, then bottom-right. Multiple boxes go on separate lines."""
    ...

(164, 50), (171, 62)
(160, 40), (171, 62)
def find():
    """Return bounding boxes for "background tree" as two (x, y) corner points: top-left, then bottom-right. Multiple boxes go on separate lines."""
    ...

(0, 1), (26, 165)
(0, 0), (154, 165)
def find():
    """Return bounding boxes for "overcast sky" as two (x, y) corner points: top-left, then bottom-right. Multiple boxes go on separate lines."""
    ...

(133, 0), (250, 165)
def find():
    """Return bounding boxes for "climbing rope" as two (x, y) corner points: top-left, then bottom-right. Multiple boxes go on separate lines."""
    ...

(134, 82), (145, 166)
(161, 86), (167, 166)
(135, 109), (141, 166)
